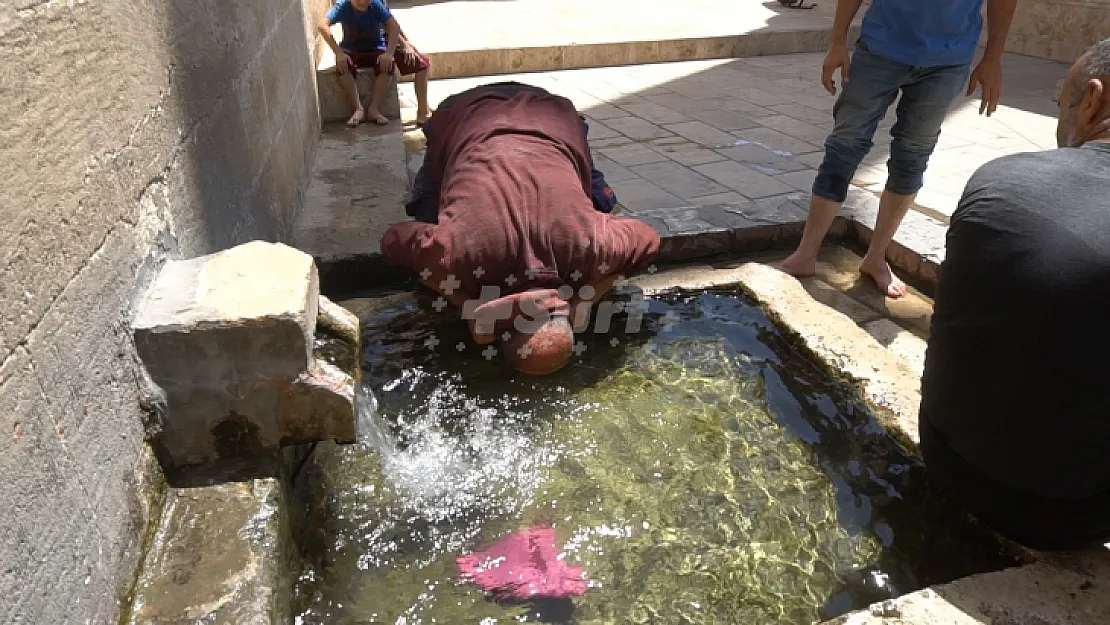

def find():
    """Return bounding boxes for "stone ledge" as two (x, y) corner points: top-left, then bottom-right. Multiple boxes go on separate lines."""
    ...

(842, 187), (947, 295)
(823, 548), (1110, 625)
(730, 262), (923, 450)
(409, 28), (853, 80)
(125, 480), (293, 625)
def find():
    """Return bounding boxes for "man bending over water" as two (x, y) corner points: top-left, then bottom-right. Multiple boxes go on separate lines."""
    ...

(920, 38), (1110, 549)
(381, 83), (660, 375)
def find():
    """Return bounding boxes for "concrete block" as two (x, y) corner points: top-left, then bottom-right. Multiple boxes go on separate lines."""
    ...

(132, 241), (356, 484)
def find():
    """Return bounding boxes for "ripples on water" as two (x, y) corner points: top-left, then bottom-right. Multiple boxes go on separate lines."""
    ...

(294, 289), (1018, 625)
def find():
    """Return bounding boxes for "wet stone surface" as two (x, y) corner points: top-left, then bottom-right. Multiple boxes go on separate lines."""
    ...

(127, 480), (292, 625)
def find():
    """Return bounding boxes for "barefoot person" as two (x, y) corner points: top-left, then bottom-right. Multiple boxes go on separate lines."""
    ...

(381, 83), (658, 375)
(779, 0), (1016, 297)
(318, 0), (432, 127)
(920, 38), (1110, 549)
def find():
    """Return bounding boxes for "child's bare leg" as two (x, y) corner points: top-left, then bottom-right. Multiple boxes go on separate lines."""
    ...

(338, 67), (364, 127)
(414, 68), (431, 123)
(365, 71), (391, 125)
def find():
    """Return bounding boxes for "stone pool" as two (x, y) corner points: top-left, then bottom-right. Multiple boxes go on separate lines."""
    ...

(293, 288), (1018, 625)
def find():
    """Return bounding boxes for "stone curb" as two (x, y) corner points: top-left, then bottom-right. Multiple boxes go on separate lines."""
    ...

(399, 28), (845, 80)
(312, 184), (950, 300)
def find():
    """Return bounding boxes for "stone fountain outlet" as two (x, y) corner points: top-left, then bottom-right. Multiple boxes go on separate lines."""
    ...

(132, 240), (360, 487)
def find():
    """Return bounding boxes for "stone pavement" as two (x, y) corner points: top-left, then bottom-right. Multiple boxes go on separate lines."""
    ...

(400, 52), (1067, 221)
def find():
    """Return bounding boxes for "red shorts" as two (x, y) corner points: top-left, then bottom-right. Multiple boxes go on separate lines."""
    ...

(344, 46), (430, 77)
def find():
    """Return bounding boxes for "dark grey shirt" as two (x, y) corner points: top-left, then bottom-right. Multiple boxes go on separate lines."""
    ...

(921, 141), (1110, 500)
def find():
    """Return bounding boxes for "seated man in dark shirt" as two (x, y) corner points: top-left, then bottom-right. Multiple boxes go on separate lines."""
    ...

(920, 37), (1110, 549)
(381, 83), (660, 375)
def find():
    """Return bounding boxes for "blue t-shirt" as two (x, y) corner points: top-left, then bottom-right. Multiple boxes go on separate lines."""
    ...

(326, 0), (393, 52)
(860, 0), (984, 67)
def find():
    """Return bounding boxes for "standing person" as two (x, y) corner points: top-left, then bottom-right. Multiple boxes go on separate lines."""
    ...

(779, 0), (1017, 297)
(919, 38), (1110, 549)
(317, 0), (433, 127)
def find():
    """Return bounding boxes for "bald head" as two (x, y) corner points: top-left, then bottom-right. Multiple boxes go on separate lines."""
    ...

(503, 316), (574, 375)
(1057, 37), (1110, 147)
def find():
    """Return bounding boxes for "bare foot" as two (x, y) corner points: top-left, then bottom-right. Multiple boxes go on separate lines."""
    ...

(346, 108), (365, 127)
(777, 251), (817, 278)
(860, 257), (908, 298)
(366, 109), (389, 125)
(416, 107), (434, 125)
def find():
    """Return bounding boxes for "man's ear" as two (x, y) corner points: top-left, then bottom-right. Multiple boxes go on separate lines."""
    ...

(1078, 78), (1106, 125)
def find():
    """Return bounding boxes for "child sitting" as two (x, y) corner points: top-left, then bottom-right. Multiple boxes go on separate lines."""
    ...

(317, 0), (433, 127)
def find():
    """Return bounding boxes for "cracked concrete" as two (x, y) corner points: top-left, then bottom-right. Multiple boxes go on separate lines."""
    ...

(1, 0), (323, 622)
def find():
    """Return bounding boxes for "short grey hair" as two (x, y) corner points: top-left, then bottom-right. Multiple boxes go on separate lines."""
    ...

(1071, 37), (1110, 106)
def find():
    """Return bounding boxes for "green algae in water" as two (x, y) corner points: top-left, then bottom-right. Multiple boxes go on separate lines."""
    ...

(295, 290), (1018, 624)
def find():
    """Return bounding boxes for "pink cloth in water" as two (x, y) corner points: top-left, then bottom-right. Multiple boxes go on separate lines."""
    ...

(457, 527), (588, 601)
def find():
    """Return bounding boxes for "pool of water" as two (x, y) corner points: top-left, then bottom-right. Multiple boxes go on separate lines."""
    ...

(294, 288), (1018, 625)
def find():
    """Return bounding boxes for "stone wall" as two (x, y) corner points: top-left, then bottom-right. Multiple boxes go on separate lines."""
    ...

(0, 1), (321, 623)
(996, 0), (1110, 62)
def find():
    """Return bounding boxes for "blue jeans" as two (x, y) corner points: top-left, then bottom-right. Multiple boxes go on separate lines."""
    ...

(812, 42), (970, 203)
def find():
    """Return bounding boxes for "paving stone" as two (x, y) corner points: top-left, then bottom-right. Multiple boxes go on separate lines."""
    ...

(583, 117), (622, 140)
(715, 144), (810, 175)
(754, 114), (830, 143)
(767, 103), (831, 125)
(579, 101), (625, 119)
(650, 142), (730, 167)
(617, 101), (689, 125)
(593, 155), (640, 183)
(599, 143), (669, 167)
(658, 207), (724, 235)
(663, 120), (739, 148)
(774, 169), (816, 192)
(646, 135), (691, 147)
(688, 191), (746, 204)
(736, 87), (790, 107)
(609, 178), (684, 210)
(687, 108), (762, 132)
(711, 97), (775, 116)
(733, 127), (824, 156)
(601, 115), (674, 141)
(793, 150), (826, 169)
(693, 161), (796, 199)
(628, 161), (729, 201)
(696, 202), (761, 230)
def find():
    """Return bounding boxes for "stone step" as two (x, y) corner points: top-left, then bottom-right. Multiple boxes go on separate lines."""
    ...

(391, 0), (857, 79)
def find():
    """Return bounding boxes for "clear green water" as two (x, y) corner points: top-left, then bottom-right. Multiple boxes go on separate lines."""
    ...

(295, 289), (1018, 625)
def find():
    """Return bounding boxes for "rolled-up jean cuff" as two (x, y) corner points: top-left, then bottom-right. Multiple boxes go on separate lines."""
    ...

(811, 174), (850, 204)
(884, 177), (925, 197)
